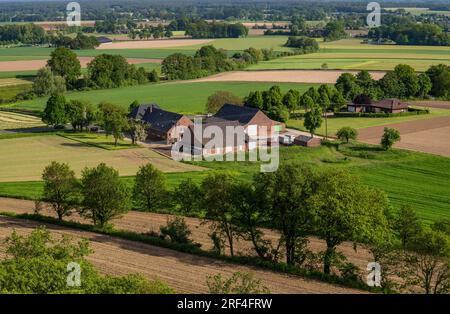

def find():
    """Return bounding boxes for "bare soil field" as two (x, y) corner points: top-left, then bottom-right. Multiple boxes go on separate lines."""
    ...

(358, 116), (450, 157)
(192, 70), (386, 84)
(410, 100), (450, 110)
(0, 215), (363, 293)
(0, 57), (161, 72)
(0, 197), (373, 274)
(96, 39), (213, 50)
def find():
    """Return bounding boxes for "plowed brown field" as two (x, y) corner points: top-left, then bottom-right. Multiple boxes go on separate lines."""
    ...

(0, 215), (364, 293)
(0, 57), (161, 72)
(358, 115), (450, 157)
(190, 70), (386, 84)
(0, 197), (372, 274)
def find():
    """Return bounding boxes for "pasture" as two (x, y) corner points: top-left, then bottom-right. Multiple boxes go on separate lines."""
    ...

(0, 135), (203, 182)
(7, 81), (319, 114)
(249, 39), (450, 72)
(0, 111), (43, 130)
(0, 143), (448, 224)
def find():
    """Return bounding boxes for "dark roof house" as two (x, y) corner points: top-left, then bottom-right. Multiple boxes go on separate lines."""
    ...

(130, 104), (193, 144)
(348, 99), (409, 113)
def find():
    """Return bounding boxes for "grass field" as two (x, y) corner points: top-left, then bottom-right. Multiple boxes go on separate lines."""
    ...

(287, 108), (450, 136)
(6, 81), (319, 114)
(0, 134), (203, 182)
(0, 143), (448, 224)
(59, 132), (140, 150)
(249, 39), (450, 72)
(0, 111), (43, 130)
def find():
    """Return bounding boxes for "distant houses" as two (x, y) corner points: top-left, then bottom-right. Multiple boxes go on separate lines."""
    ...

(348, 98), (410, 114)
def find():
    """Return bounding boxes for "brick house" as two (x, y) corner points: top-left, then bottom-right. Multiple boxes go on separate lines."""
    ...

(179, 104), (282, 156)
(348, 99), (409, 114)
(214, 104), (282, 149)
(129, 104), (193, 144)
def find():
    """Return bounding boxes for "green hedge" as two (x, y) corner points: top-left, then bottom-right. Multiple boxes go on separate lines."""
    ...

(334, 109), (429, 118)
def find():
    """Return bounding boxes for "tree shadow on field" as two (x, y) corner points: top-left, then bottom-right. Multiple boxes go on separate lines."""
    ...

(87, 232), (225, 268)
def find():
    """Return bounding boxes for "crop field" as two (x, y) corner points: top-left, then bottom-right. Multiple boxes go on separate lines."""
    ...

(0, 111), (43, 130)
(0, 216), (360, 293)
(249, 39), (450, 72)
(287, 108), (450, 136)
(0, 135), (203, 182)
(7, 81), (319, 114)
(385, 7), (450, 16)
(0, 143), (449, 223)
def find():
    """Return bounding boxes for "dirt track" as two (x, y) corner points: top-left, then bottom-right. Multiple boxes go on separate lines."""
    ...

(410, 100), (450, 110)
(191, 70), (386, 84)
(358, 115), (450, 157)
(0, 215), (363, 294)
(97, 39), (213, 50)
(0, 57), (161, 72)
(0, 197), (372, 274)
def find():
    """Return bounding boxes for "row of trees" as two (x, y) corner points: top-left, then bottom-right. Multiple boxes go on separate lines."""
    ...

(284, 36), (319, 54)
(336, 64), (450, 101)
(51, 33), (100, 50)
(28, 47), (159, 100)
(0, 23), (46, 45)
(38, 155), (449, 293)
(167, 18), (248, 39)
(244, 84), (347, 123)
(162, 45), (263, 80)
(42, 95), (147, 146)
(369, 23), (450, 46)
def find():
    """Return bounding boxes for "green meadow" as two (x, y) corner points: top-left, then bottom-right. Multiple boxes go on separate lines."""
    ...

(249, 39), (450, 72)
(0, 143), (448, 224)
(6, 81), (318, 114)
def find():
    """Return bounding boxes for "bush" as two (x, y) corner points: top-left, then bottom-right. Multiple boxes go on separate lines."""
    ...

(160, 216), (197, 245)
(206, 272), (270, 294)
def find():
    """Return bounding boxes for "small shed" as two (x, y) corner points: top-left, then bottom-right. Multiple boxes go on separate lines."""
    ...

(294, 135), (321, 147)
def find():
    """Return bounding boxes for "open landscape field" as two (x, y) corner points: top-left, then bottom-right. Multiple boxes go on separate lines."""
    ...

(0, 111), (43, 130)
(0, 142), (448, 224)
(357, 115), (450, 158)
(287, 107), (450, 136)
(5, 81), (319, 114)
(0, 135), (203, 182)
(249, 39), (450, 72)
(0, 216), (360, 294)
(193, 70), (385, 84)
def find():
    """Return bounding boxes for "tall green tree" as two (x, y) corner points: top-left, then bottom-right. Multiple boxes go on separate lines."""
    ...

(42, 93), (67, 127)
(206, 91), (242, 113)
(201, 172), (240, 257)
(309, 169), (390, 274)
(173, 178), (201, 214)
(304, 104), (323, 137)
(244, 91), (264, 110)
(80, 163), (131, 228)
(133, 164), (166, 211)
(32, 67), (66, 96)
(42, 161), (79, 221)
(394, 205), (423, 248)
(282, 89), (300, 114)
(47, 47), (81, 88)
(254, 164), (316, 265)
